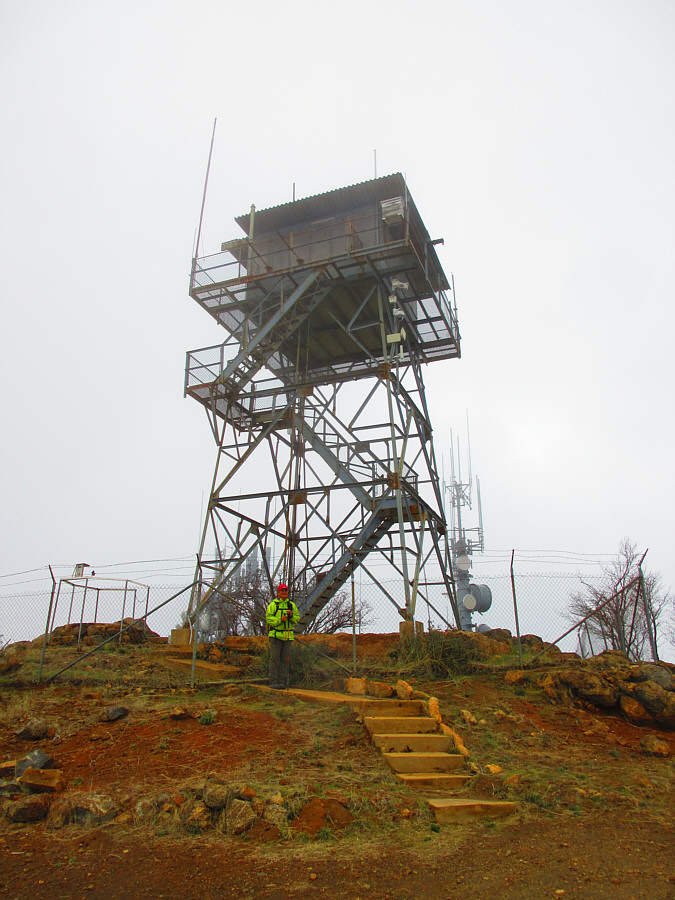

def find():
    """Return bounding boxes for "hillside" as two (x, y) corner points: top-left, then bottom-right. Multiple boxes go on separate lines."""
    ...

(0, 632), (673, 899)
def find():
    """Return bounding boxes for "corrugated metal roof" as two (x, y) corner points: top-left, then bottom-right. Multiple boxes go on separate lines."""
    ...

(234, 172), (429, 238)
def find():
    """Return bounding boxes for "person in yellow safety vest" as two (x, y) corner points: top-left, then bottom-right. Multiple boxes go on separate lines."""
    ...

(266, 583), (299, 689)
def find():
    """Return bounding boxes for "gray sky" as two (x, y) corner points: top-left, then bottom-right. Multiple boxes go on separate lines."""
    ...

(1, 1), (673, 635)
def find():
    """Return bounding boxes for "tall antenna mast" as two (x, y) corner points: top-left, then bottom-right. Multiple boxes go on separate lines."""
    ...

(195, 118), (217, 260)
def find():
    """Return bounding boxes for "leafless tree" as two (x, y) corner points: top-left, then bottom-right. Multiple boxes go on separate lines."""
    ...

(568, 538), (670, 660)
(201, 569), (373, 639)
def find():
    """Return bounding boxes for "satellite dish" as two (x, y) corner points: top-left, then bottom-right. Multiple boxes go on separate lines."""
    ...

(462, 593), (477, 611)
(456, 555), (471, 572)
(468, 583), (492, 613)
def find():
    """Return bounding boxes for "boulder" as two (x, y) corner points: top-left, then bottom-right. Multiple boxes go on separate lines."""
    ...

(439, 723), (470, 758)
(629, 681), (675, 729)
(460, 709), (477, 726)
(367, 681), (394, 699)
(345, 677), (367, 695)
(47, 792), (118, 829)
(633, 664), (674, 693)
(619, 694), (652, 727)
(0, 780), (25, 799)
(558, 670), (619, 708)
(0, 759), (17, 778)
(15, 749), (55, 777)
(396, 680), (414, 701)
(180, 799), (212, 832)
(203, 783), (233, 810)
(640, 734), (671, 757)
(485, 628), (513, 642)
(225, 798), (257, 835)
(6, 794), (50, 823)
(18, 767), (66, 794)
(504, 670), (525, 685)
(15, 718), (48, 741)
(100, 706), (129, 723)
(427, 697), (442, 723)
(263, 803), (288, 828)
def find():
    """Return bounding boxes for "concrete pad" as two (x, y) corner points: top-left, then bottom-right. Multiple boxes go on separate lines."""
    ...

(396, 773), (470, 790)
(384, 752), (465, 774)
(428, 798), (516, 824)
(371, 733), (452, 753)
(347, 699), (426, 717)
(364, 716), (437, 734)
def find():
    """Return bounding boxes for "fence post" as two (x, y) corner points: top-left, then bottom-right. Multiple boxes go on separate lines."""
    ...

(638, 552), (659, 662)
(510, 550), (522, 666)
(37, 566), (58, 683)
(190, 557), (202, 689)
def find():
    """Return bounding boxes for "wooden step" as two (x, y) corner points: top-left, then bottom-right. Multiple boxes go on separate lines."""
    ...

(428, 798), (516, 824)
(372, 733), (452, 753)
(364, 716), (437, 735)
(396, 773), (470, 791)
(349, 699), (426, 717)
(384, 752), (464, 774)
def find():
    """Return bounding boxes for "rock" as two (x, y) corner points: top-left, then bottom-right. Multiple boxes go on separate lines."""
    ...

(427, 697), (442, 723)
(634, 664), (674, 692)
(133, 798), (155, 822)
(460, 709), (477, 726)
(169, 706), (193, 720)
(180, 799), (212, 832)
(504, 670), (525, 685)
(15, 718), (48, 740)
(15, 750), (55, 777)
(485, 764), (502, 775)
(439, 723), (471, 758)
(225, 798), (257, 835)
(6, 794), (50, 823)
(367, 681), (394, 698)
(203, 783), (233, 810)
(396, 680), (414, 701)
(619, 694), (652, 727)
(267, 791), (284, 806)
(18, 767), (66, 794)
(345, 677), (367, 695)
(263, 803), (288, 828)
(505, 774), (520, 787)
(640, 734), (670, 757)
(100, 706), (129, 723)
(411, 689), (430, 700)
(558, 671), (619, 708)
(485, 628), (512, 642)
(630, 681), (675, 729)
(0, 780), (25, 799)
(47, 792), (118, 829)
(0, 759), (17, 778)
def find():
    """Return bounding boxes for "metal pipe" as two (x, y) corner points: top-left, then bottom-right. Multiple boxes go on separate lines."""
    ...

(351, 569), (357, 675)
(510, 550), (523, 666)
(77, 580), (88, 645)
(38, 567), (58, 683)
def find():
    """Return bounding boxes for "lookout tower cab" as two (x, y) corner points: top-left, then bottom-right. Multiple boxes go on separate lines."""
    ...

(187, 173), (460, 403)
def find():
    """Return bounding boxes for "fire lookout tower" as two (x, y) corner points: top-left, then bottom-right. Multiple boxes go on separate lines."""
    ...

(184, 173), (462, 631)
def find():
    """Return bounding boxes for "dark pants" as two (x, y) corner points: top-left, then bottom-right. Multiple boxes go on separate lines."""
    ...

(269, 636), (292, 688)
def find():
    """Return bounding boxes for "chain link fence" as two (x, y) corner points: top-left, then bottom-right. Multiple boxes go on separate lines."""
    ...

(0, 558), (625, 661)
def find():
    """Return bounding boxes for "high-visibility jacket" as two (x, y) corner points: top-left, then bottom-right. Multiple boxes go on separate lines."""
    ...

(266, 597), (299, 641)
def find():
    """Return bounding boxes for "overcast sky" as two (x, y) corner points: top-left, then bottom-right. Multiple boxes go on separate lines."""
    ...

(1, 1), (673, 640)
